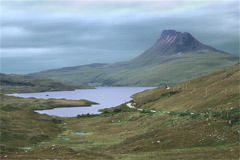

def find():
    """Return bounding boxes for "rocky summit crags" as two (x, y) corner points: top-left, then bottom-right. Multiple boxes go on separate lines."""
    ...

(155, 30), (208, 54)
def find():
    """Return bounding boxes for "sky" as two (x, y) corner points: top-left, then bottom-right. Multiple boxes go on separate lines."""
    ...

(1, 0), (239, 74)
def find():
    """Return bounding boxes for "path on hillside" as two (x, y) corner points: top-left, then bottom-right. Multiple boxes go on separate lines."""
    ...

(126, 102), (156, 112)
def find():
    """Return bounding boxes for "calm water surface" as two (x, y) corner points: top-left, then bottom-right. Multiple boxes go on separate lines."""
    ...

(9, 87), (153, 117)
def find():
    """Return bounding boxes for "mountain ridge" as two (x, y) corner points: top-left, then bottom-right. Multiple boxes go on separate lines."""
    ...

(29, 30), (239, 86)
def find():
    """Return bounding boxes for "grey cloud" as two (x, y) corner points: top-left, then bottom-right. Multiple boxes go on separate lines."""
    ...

(1, 0), (239, 74)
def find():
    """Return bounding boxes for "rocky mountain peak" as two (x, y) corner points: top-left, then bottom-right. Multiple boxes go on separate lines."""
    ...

(157, 30), (200, 46)
(150, 29), (210, 55)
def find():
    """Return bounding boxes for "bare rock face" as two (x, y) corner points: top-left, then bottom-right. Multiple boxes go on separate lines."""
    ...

(157, 30), (182, 45)
(153, 30), (207, 55)
(157, 30), (199, 46)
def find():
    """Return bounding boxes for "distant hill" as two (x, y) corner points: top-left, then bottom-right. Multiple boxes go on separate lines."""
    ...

(0, 73), (93, 94)
(30, 30), (239, 86)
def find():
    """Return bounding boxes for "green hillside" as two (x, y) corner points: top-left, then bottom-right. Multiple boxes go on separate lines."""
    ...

(0, 94), (97, 158)
(132, 62), (240, 112)
(30, 30), (239, 86)
(0, 73), (93, 94)
(2, 63), (239, 159)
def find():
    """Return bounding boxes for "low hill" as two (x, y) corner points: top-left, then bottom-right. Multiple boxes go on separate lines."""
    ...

(30, 30), (238, 86)
(0, 73), (93, 94)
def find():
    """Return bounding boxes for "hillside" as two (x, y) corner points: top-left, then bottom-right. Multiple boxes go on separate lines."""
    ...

(30, 30), (239, 86)
(3, 63), (239, 159)
(132, 62), (240, 112)
(0, 73), (93, 94)
(70, 62), (239, 159)
(0, 93), (97, 159)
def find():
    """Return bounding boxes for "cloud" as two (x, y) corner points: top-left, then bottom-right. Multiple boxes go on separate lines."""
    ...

(1, 0), (239, 74)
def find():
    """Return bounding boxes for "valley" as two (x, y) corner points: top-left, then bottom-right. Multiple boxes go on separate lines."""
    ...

(2, 1), (239, 159)
(1, 63), (239, 159)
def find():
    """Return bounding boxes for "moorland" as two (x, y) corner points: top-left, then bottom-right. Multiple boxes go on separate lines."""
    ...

(0, 63), (239, 159)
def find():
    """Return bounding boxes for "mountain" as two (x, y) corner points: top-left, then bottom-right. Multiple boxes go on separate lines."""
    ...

(29, 30), (239, 86)
(129, 30), (220, 67)
(0, 73), (93, 94)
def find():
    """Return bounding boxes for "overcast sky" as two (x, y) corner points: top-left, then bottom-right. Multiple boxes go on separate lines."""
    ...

(1, 0), (239, 74)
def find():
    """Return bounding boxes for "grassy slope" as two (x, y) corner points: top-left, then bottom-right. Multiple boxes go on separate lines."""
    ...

(5, 63), (239, 159)
(30, 50), (239, 86)
(0, 74), (96, 159)
(0, 94), (97, 159)
(0, 73), (93, 94)
(132, 62), (239, 112)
